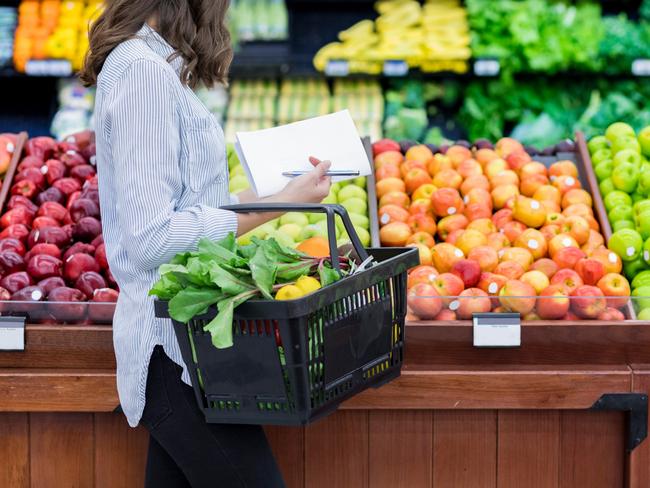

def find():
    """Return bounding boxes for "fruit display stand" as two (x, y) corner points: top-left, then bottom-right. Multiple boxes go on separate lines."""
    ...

(2, 141), (650, 488)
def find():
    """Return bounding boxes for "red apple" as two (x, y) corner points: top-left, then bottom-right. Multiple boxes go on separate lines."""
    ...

(64, 253), (100, 282)
(451, 259), (482, 288)
(0, 238), (25, 256)
(596, 273), (631, 310)
(456, 288), (491, 319)
(550, 269), (584, 295)
(38, 277), (66, 295)
(570, 285), (606, 319)
(0, 271), (33, 294)
(432, 272), (465, 306)
(597, 308), (625, 321)
(36, 187), (65, 206)
(7, 195), (38, 214)
(408, 283), (443, 319)
(27, 254), (63, 280)
(37, 201), (67, 222)
(536, 285), (570, 319)
(574, 258), (605, 286)
(41, 159), (67, 185)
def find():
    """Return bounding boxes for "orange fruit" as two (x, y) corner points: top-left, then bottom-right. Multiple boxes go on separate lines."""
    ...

(297, 237), (330, 258)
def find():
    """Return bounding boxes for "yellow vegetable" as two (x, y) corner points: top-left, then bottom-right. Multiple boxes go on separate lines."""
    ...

(295, 276), (322, 295)
(275, 285), (305, 301)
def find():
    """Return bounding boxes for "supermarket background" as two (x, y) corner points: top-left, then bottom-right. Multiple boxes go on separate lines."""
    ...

(0, 0), (649, 147)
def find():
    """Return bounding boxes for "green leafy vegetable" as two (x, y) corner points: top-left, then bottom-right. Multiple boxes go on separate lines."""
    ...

(151, 233), (354, 349)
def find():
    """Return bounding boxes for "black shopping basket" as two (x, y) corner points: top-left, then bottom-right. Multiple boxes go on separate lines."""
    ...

(154, 203), (419, 425)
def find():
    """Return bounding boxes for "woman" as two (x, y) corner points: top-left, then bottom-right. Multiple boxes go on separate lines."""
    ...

(80, 1), (331, 486)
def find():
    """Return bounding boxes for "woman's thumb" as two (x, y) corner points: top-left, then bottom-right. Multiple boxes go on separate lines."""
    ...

(314, 160), (331, 178)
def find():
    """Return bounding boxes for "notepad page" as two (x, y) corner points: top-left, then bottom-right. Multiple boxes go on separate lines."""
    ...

(235, 110), (371, 198)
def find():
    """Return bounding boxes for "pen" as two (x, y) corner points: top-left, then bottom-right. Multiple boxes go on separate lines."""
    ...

(282, 170), (361, 177)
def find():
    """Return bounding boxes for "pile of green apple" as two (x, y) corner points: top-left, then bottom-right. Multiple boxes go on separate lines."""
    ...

(226, 144), (372, 248)
(588, 122), (650, 316)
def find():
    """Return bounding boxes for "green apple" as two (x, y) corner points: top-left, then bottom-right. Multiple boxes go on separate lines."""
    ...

(349, 213), (370, 230)
(624, 257), (650, 279)
(632, 286), (650, 311)
(354, 227), (371, 247)
(608, 205), (634, 223)
(604, 191), (633, 211)
(612, 163), (639, 193)
(300, 224), (325, 241)
(338, 185), (367, 202)
(635, 201), (650, 214)
(639, 126), (650, 157)
(637, 308), (650, 320)
(643, 237), (650, 264)
(315, 219), (340, 238)
(335, 216), (345, 233)
(321, 194), (338, 205)
(591, 148), (612, 166)
(330, 182), (341, 194)
(308, 213), (327, 224)
(632, 191), (646, 203)
(268, 230), (296, 248)
(337, 238), (351, 247)
(637, 211), (650, 240)
(632, 270), (650, 289)
(268, 218), (281, 229)
(613, 149), (642, 168)
(612, 135), (641, 155)
(599, 178), (616, 196)
(612, 220), (636, 232)
(638, 172), (650, 196)
(588, 135), (610, 154)
(594, 160), (613, 182)
(250, 222), (277, 240)
(338, 180), (352, 188)
(278, 223), (302, 240)
(229, 174), (250, 193)
(230, 164), (246, 177)
(340, 197), (368, 215)
(606, 122), (636, 142)
(609, 228), (643, 261)
(353, 177), (367, 188)
(280, 212), (309, 227)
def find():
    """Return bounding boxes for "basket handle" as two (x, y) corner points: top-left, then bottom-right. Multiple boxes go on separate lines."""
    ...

(221, 203), (370, 273)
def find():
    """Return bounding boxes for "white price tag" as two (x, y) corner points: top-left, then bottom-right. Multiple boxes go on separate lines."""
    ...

(0, 316), (26, 351)
(25, 59), (73, 77)
(632, 59), (650, 77)
(383, 60), (409, 77)
(473, 59), (500, 77)
(473, 313), (520, 348)
(325, 60), (349, 77)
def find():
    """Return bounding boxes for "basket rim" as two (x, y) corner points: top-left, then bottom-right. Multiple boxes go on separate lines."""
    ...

(154, 246), (418, 321)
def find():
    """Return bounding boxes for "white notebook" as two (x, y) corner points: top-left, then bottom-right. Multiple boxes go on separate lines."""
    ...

(234, 110), (372, 198)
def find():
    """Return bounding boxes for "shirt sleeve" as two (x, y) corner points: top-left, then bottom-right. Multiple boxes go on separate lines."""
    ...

(107, 59), (238, 271)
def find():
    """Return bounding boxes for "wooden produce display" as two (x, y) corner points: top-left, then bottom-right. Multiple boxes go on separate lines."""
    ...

(1, 133), (650, 487)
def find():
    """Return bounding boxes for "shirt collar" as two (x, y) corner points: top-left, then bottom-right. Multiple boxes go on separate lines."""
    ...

(136, 23), (183, 75)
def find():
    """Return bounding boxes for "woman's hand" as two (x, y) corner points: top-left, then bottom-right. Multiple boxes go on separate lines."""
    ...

(277, 157), (332, 204)
(233, 157), (332, 236)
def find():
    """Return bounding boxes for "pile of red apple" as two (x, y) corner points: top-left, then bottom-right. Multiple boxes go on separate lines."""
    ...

(372, 137), (631, 321)
(0, 131), (118, 322)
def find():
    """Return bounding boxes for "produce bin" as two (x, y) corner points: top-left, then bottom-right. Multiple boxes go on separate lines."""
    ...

(155, 203), (419, 425)
(0, 132), (117, 324)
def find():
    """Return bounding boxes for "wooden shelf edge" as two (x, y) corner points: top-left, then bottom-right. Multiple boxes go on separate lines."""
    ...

(0, 366), (634, 413)
(342, 367), (632, 410)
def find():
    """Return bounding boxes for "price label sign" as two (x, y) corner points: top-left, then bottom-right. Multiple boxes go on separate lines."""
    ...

(632, 59), (650, 77)
(383, 60), (409, 77)
(472, 312), (520, 348)
(473, 59), (500, 77)
(325, 59), (349, 77)
(0, 316), (26, 351)
(25, 59), (73, 77)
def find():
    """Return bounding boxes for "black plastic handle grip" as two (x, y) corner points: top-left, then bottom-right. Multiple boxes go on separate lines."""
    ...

(221, 203), (370, 273)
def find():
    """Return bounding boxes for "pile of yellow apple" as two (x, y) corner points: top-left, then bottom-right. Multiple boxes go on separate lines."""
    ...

(372, 137), (631, 321)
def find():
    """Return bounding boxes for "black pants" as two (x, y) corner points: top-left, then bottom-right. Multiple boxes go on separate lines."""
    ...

(140, 346), (286, 488)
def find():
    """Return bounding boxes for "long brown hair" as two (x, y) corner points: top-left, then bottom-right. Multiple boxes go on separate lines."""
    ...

(80, 0), (232, 88)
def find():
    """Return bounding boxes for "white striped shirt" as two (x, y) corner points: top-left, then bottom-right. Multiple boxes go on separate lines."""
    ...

(94, 24), (238, 427)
